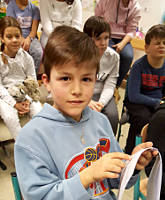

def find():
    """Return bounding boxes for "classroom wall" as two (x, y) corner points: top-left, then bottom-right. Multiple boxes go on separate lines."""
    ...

(138, 0), (165, 33)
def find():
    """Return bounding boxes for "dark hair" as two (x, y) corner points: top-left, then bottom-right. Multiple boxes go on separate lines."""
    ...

(43, 25), (100, 79)
(145, 24), (165, 45)
(83, 16), (111, 38)
(0, 16), (22, 51)
(65, 0), (74, 5)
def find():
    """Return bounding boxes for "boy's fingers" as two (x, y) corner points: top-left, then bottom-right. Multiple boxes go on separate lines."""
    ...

(104, 172), (119, 179)
(107, 152), (131, 160)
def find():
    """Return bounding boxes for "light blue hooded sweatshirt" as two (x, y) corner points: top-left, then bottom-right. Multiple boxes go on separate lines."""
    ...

(14, 103), (138, 200)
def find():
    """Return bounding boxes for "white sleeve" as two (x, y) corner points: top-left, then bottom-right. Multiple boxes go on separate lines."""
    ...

(71, 0), (82, 31)
(99, 54), (119, 106)
(39, 0), (53, 37)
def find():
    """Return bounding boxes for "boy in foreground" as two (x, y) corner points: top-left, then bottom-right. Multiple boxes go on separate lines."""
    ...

(15, 26), (157, 200)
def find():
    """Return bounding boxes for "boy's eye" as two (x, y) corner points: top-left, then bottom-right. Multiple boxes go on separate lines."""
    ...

(96, 37), (101, 41)
(15, 35), (21, 38)
(60, 77), (70, 81)
(7, 35), (12, 39)
(82, 77), (92, 82)
(105, 36), (109, 40)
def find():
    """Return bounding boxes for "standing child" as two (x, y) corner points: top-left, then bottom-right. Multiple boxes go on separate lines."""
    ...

(83, 16), (119, 135)
(15, 25), (156, 200)
(124, 24), (165, 154)
(39, 0), (82, 49)
(0, 16), (42, 140)
(6, 0), (43, 74)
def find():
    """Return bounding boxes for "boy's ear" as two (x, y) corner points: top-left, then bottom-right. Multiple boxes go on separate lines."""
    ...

(144, 44), (149, 54)
(42, 74), (51, 93)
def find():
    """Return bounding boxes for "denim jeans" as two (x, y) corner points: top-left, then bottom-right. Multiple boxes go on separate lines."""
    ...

(109, 38), (133, 87)
(29, 38), (43, 74)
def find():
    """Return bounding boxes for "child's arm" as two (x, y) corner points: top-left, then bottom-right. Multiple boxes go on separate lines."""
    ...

(71, 0), (82, 31)
(98, 52), (119, 106)
(22, 5), (40, 51)
(128, 63), (161, 108)
(39, 0), (53, 37)
(23, 51), (37, 79)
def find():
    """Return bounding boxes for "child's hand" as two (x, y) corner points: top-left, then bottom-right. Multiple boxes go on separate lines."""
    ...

(132, 142), (158, 170)
(112, 42), (125, 53)
(80, 152), (131, 189)
(14, 101), (30, 115)
(22, 37), (31, 51)
(88, 100), (104, 112)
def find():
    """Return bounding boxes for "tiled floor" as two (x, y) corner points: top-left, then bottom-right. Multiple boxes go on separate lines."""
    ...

(0, 1), (146, 199)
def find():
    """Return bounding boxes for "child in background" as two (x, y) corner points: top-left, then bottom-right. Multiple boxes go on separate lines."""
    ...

(95, 0), (141, 87)
(83, 16), (119, 135)
(6, 0), (43, 74)
(124, 24), (165, 154)
(39, 0), (82, 48)
(15, 25), (157, 200)
(0, 16), (42, 140)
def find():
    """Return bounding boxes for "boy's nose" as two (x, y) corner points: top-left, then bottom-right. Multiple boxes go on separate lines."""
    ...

(71, 82), (82, 96)
(12, 37), (17, 42)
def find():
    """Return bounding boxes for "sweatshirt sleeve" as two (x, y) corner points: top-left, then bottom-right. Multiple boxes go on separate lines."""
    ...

(14, 145), (90, 200)
(99, 54), (119, 106)
(39, 0), (53, 37)
(128, 63), (161, 108)
(71, 0), (82, 31)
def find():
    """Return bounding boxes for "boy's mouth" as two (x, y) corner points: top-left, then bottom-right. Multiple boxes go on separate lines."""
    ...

(67, 100), (84, 105)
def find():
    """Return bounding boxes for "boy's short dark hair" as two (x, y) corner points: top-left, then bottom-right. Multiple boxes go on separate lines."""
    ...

(145, 24), (165, 45)
(43, 25), (100, 79)
(83, 16), (111, 38)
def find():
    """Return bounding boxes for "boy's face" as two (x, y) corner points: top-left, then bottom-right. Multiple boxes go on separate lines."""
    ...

(93, 32), (109, 56)
(42, 61), (97, 122)
(145, 37), (165, 59)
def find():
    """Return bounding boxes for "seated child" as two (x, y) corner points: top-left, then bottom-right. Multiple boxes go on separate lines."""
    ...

(6, 0), (43, 74)
(0, 16), (42, 140)
(124, 24), (165, 154)
(83, 16), (119, 135)
(15, 25), (156, 200)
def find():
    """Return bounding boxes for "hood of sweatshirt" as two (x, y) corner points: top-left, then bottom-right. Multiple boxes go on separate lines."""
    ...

(34, 103), (91, 125)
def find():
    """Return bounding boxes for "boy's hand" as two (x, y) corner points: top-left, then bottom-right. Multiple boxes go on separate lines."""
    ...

(88, 100), (104, 112)
(132, 142), (158, 170)
(80, 152), (131, 189)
